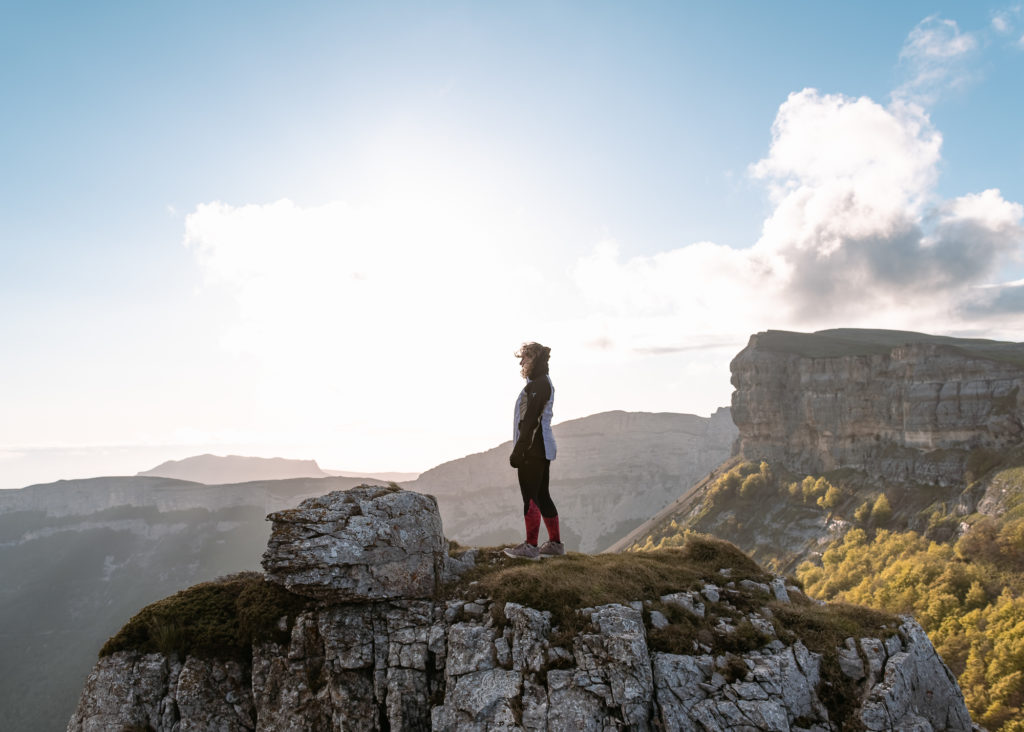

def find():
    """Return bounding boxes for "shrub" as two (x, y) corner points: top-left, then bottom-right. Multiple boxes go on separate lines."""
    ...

(740, 472), (766, 499)
(100, 572), (310, 661)
(800, 476), (830, 504)
(817, 485), (842, 511)
(872, 494), (893, 524)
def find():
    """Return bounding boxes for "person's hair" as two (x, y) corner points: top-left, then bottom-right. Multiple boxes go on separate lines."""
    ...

(516, 342), (551, 379)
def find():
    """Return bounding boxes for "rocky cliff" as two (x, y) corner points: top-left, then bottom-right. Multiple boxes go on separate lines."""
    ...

(0, 475), (373, 732)
(4, 410), (733, 732)
(731, 328), (1024, 484)
(410, 409), (737, 553)
(68, 485), (974, 731)
(618, 330), (1024, 568)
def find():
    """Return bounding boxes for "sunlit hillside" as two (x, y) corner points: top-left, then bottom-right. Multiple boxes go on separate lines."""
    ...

(624, 450), (1024, 730)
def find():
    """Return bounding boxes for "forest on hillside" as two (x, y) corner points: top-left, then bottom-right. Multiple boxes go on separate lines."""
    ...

(631, 460), (1024, 731)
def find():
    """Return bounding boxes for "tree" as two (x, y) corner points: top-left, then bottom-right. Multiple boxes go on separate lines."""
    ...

(872, 494), (892, 524)
(740, 472), (765, 499)
(817, 485), (842, 510)
(966, 581), (988, 610)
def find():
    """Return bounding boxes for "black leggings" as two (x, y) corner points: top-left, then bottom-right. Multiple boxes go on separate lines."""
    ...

(517, 459), (557, 517)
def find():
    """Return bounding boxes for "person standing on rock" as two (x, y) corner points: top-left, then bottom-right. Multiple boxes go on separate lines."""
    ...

(504, 342), (564, 559)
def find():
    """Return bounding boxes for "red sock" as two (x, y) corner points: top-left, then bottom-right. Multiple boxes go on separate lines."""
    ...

(525, 501), (541, 545)
(543, 514), (560, 543)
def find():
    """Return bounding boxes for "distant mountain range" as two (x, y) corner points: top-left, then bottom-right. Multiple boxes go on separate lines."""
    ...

(1, 409), (733, 732)
(137, 453), (418, 485)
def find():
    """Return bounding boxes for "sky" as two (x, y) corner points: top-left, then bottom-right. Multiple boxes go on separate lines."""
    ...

(2, 1), (1023, 488)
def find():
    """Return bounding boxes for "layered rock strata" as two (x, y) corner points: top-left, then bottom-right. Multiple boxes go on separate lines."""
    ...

(731, 329), (1024, 483)
(68, 486), (973, 731)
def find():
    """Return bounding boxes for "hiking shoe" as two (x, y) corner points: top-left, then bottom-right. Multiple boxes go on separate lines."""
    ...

(539, 541), (565, 557)
(503, 542), (540, 560)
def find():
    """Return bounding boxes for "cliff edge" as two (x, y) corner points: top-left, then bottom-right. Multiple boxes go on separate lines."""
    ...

(731, 328), (1024, 484)
(68, 485), (973, 731)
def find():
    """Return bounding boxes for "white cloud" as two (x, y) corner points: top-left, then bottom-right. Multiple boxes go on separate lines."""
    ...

(902, 16), (977, 58)
(992, 5), (1022, 34)
(572, 88), (1024, 351)
(895, 16), (978, 104)
(180, 16), (1024, 457)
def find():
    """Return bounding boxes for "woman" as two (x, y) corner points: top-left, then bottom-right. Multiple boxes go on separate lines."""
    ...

(504, 342), (564, 559)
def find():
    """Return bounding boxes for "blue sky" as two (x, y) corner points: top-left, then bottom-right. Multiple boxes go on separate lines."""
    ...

(2, 2), (1023, 487)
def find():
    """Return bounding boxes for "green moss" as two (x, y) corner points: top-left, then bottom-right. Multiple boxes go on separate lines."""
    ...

(99, 572), (311, 661)
(456, 534), (770, 635)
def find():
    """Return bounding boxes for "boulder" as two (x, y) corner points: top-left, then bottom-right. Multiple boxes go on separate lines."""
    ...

(262, 485), (447, 601)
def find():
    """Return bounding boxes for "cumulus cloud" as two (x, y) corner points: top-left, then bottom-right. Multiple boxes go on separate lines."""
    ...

(572, 88), (1024, 351)
(895, 16), (978, 104)
(184, 14), (1024, 432)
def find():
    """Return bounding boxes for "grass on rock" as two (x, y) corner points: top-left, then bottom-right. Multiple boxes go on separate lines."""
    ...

(456, 534), (770, 630)
(100, 571), (311, 661)
(100, 528), (899, 722)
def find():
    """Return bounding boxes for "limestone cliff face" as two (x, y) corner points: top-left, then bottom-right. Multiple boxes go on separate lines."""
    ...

(731, 329), (1024, 484)
(67, 603), (970, 732)
(68, 486), (974, 731)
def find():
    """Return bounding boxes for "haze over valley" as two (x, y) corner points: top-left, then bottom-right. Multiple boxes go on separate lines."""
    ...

(0, 409), (732, 730)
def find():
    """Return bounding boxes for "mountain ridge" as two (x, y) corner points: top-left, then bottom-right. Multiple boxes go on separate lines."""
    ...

(2, 409), (732, 732)
(407, 407), (737, 553)
(136, 453), (419, 485)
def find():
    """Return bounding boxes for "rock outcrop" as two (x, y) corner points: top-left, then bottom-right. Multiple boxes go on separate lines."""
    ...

(262, 484), (449, 600)
(0, 475), (378, 732)
(68, 485), (974, 731)
(4, 410), (733, 732)
(731, 329), (1024, 484)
